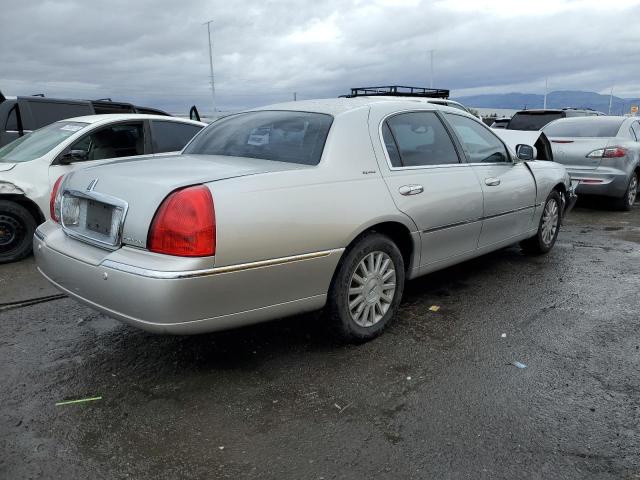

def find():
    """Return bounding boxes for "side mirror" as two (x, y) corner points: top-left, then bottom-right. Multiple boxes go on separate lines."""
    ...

(59, 149), (88, 165)
(515, 144), (535, 161)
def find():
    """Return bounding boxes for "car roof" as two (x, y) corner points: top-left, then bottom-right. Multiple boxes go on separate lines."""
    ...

(55, 114), (206, 126)
(251, 97), (467, 117)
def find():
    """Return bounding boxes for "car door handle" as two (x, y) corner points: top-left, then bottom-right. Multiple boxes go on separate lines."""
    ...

(485, 177), (501, 186)
(399, 184), (424, 196)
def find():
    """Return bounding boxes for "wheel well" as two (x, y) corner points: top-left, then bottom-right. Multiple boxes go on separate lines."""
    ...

(0, 195), (45, 225)
(352, 222), (414, 271)
(553, 182), (566, 195)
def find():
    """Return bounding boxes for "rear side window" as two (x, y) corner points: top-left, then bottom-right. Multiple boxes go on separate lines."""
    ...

(5, 106), (18, 131)
(444, 113), (509, 163)
(151, 121), (203, 153)
(24, 101), (93, 130)
(384, 112), (460, 167)
(184, 111), (333, 165)
(508, 112), (564, 131)
(631, 122), (640, 141)
(543, 118), (625, 138)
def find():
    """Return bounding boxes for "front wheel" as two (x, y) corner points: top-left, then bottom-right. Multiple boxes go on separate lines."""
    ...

(520, 190), (562, 255)
(612, 172), (637, 211)
(326, 233), (405, 343)
(0, 200), (36, 264)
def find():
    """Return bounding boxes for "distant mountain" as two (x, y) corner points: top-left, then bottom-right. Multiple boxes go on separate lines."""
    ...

(453, 90), (640, 115)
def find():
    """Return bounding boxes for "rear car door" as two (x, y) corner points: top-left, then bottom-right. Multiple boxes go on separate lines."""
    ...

(373, 110), (484, 268)
(149, 120), (204, 156)
(443, 113), (537, 248)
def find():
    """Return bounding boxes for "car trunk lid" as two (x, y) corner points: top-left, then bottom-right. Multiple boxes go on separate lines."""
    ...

(547, 137), (614, 170)
(60, 154), (309, 251)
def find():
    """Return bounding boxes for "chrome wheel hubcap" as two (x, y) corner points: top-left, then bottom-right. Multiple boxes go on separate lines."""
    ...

(348, 251), (396, 327)
(628, 175), (638, 206)
(541, 199), (559, 246)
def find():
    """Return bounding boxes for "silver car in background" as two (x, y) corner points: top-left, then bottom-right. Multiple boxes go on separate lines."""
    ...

(543, 116), (640, 210)
(34, 98), (576, 342)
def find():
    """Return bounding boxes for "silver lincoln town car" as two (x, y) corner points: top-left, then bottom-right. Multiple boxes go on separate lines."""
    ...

(34, 98), (577, 342)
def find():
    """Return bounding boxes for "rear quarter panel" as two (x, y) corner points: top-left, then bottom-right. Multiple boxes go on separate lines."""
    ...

(211, 107), (418, 267)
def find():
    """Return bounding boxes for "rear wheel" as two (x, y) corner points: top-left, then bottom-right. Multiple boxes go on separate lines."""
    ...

(612, 172), (638, 211)
(0, 200), (36, 264)
(520, 191), (561, 255)
(326, 233), (405, 343)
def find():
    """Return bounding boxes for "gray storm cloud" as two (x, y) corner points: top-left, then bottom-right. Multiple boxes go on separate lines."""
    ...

(1, 0), (639, 113)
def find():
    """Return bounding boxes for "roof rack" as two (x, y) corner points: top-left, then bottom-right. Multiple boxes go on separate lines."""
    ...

(341, 85), (450, 99)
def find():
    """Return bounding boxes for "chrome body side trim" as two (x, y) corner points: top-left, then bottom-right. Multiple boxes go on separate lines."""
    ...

(422, 205), (538, 234)
(100, 249), (345, 279)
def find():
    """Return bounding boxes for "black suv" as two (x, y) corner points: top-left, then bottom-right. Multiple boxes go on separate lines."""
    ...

(0, 91), (169, 147)
(507, 108), (605, 131)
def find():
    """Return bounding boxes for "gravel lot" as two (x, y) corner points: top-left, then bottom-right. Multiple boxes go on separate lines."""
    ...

(1, 200), (639, 479)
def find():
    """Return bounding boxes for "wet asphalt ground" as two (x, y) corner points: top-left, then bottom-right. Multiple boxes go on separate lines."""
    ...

(1, 200), (639, 480)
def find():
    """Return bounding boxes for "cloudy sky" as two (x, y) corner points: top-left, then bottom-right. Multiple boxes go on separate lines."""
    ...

(1, 0), (640, 114)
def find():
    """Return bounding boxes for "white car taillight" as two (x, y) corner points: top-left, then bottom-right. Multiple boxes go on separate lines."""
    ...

(50, 175), (65, 223)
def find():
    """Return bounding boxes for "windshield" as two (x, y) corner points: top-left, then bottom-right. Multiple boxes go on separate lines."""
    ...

(184, 111), (333, 165)
(0, 121), (88, 163)
(508, 112), (564, 131)
(543, 118), (624, 138)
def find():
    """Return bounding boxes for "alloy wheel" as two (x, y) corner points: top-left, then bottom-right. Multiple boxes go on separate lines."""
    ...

(628, 174), (638, 207)
(541, 198), (559, 246)
(348, 251), (396, 327)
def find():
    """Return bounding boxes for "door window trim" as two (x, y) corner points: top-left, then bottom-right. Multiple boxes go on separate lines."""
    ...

(441, 111), (516, 165)
(52, 119), (147, 165)
(377, 109), (465, 171)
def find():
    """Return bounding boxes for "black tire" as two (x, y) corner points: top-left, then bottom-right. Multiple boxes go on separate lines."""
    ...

(612, 172), (638, 211)
(326, 233), (405, 343)
(520, 190), (562, 255)
(0, 200), (36, 264)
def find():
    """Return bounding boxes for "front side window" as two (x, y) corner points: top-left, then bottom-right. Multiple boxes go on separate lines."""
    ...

(70, 122), (144, 161)
(444, 113), (509, 163)
(0, 121), (88, 163)
(151, 121), (203, 153)
(383, 112), (460, 167)
(184, 111), (333, 165)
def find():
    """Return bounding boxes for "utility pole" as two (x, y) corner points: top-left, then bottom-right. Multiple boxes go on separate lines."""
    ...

(543, 78), (548, 109)
(293, 92), (297, 101)
(608, 86), (614, 115)
(204, 20), (216, 114)
(428, 50), (435, 88)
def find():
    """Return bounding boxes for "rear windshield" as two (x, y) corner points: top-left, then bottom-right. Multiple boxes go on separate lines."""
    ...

(184, 111), (333, 165)
(0, 121), (88, 163)
(542, 118), (624, 138)
(508, 112), (564, 131)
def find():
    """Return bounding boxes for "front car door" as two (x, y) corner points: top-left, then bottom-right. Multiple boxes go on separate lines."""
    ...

(48, 120), (148, 190)
(370, 108), (485, 272)
(442, 113), (537, 248)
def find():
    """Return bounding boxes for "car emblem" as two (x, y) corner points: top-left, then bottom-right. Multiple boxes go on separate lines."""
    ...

(86, 179), (99, 191)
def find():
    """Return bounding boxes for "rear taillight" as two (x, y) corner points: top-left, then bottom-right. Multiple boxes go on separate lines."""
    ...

(148, 185), (215, 257)
(586, 146), (627, 159)
(50, 175), (65, 223)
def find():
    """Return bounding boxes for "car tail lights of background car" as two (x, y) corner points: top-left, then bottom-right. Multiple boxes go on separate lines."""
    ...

(148, 185), (216, 257)
(50, 175), (65, 223)
(586, 146), (628, 158)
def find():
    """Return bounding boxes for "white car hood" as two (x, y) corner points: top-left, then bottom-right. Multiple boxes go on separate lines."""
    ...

(0, 162), (17, 172)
